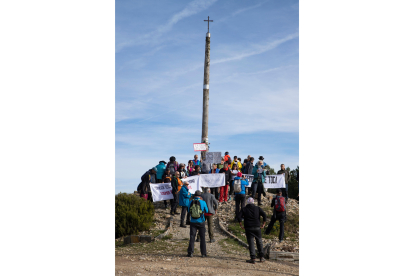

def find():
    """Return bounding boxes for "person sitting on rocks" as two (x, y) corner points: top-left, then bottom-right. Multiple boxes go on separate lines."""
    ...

(187, 190), (209, 258)
(237, 197), (267, 264)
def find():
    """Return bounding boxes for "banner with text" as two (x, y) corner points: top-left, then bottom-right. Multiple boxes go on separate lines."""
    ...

(183, 175), (200, 194)
(242, 174), (286, 188)
(150, 183), (174, 202)
(199, 173), (225, 188)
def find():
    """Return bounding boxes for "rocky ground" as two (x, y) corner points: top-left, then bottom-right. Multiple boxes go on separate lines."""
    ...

(115, 192), (299, 275)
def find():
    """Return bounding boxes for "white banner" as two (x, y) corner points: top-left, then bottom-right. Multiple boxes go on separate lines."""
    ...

(199, 173), (225, 187)
(150, 183), (174, 202)
(242, 174), (286, 188)
(182, 175), (200, 194)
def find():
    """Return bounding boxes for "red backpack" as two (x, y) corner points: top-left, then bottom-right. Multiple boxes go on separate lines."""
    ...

(274, 196), (286, 212)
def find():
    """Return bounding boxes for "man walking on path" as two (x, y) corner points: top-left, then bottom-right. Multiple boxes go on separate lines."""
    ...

(265, 189), (286, 242)
(196, 188), (218, 243)
(219, 162), (232, 203)
(277, 164), (290, 203)
(237, 197), (267, 264)
(187, 190), (209, 258)
(234, 172), (249, 221)
(179, 181), (192, 228)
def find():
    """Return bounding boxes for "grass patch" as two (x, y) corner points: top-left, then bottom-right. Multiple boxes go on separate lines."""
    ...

(161, 234), (173, 240)
(218, 238), (246, 254)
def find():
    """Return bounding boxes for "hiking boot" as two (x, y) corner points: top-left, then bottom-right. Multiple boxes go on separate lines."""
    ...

(201, 255), (207, 258)
(179, 224), (187, 228)
(195, 238), (200, 242)
(260, 257), (266, 263)
(170, 212), (175, 216)
(186, 221), (191, 225)
(174, 211), (180, 215)
(210, 239), (215, 243)
(246, 259), (256, 264)
(187, 253), (193, 257)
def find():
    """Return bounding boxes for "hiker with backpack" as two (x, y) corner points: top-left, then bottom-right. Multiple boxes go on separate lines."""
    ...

(179, 181), (192, 228)
(195, 188), (218, 243)
(223, 152), (232, 165)
(167, 156), (179, 175)
(265, 188), (286, 242)
(277, 164), (290, 203)
(219, 162), (232, 203)
(233, 172), (249, 221)
(137, 167), (157, 200)
(237, 197), (267, 264)
(155, 161), (166, 183)
(187, 190), (209, 258)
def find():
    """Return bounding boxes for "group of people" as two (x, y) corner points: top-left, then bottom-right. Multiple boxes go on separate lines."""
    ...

(136, 152), (293, 263)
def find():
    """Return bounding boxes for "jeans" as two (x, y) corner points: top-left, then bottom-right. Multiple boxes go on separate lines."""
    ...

(251, 182), (258, 199)
(265, 212), (286, 241)
(229, 180), (234, 196)
(235, 194), (246, 219)
(180, 206), (191, 225)
(245, 228), (264, 259)
(188, 222), (207, 255)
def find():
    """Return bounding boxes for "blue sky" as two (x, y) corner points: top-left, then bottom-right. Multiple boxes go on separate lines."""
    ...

(116, 0), (299, 194)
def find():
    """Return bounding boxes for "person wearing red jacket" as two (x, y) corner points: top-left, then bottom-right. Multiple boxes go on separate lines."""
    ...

(219, 162), (232, 203)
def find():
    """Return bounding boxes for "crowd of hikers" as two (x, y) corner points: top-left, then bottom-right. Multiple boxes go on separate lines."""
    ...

(136, 152), (295, 264)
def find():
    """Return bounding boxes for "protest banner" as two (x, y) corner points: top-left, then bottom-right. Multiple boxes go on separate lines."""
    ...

(150, 183), (174, 202)
(182, 175), (200, 194)
(204, 152), (222, 164)
(242, 174), (286, 188)
(199, 173), (225, 188)
(193, 143), (207, 151)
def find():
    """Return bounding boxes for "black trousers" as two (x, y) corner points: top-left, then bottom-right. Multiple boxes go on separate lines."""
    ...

(265, 212), (286, 241)
(235, 194), (246, 219)
(256, 182), (264, 204)
(211, 187), (220, 200)
(251, 182), (258, 199)
(281, 188), (289, 203)
(245, 228), (264, 259)
(180, 206), (191, 224)
(229, 181), (234, 196)
(188, 222), (207, 255)
(170, 193), (179, 213)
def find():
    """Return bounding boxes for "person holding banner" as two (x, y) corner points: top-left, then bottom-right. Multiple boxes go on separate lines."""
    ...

(179, 181), (192, 228)
(253, 161), (266, 206)
(170, 171), (182, 215)
(209, 164), (220, 200)
(161, 168), (172, 209)
(277, 164), (290, 203)
(219, 162), (232, 203)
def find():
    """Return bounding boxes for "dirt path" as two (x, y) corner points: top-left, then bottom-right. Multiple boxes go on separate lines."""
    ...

(116, 200), (299, 276)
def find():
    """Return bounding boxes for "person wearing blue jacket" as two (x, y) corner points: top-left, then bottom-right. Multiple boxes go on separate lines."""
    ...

(187, 190), (209, 258)
(155, 161), (166, 183)
(234, 172), (250, 220)
(252, 161), (266, 206)
(179, 181), (192, 228)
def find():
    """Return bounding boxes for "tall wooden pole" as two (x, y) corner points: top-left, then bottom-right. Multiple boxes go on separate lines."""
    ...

(201, 16), (212, 160)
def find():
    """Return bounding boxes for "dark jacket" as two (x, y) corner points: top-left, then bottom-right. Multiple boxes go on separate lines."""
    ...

(271, 196), (287, 215)
(138, 170), (152, 194)
(219, 168), (232, 185)
(171, 176), (180, 194)
(162, 173), (172, 183)
(237, 204), (267, 228)
(277, 169), (290, 184)
(244, 162), (254, 175)
(191, 170), (200, 176)
(201, 162), (211, 174)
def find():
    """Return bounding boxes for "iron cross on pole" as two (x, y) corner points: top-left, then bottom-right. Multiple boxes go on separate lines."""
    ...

(204, 16), (213, 33)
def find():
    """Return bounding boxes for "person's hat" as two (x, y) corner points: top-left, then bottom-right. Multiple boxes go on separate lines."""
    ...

(259, 156), (264, 160)
(225, 151), (229, 155)
(237, 172), (243, 177)
(194, 190), (202, 196)
(246, 197), (254, 204)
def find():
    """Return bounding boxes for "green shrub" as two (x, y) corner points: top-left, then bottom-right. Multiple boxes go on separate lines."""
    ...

(115, 193), (154, 238)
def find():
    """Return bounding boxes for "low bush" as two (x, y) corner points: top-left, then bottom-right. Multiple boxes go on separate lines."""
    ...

(115, 193), (154, 238)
